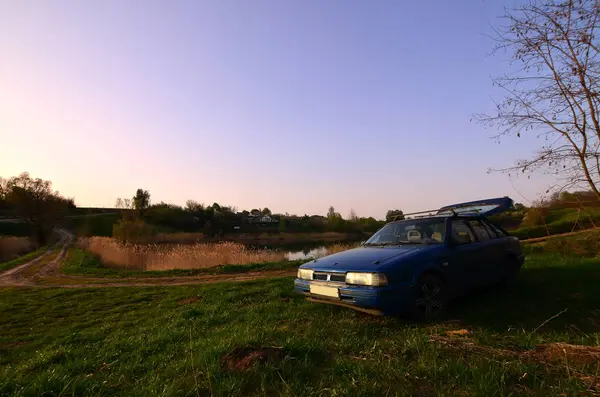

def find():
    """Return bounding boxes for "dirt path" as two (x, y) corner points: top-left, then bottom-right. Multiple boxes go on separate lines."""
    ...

(0, 229), (72, 287)
(0, 230), (297, 288)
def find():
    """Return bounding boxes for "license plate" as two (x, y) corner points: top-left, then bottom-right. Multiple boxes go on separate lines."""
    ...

(310, 284), (339, 298)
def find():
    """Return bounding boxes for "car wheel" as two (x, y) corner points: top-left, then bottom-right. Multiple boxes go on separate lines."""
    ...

(412, 273), (446, 322)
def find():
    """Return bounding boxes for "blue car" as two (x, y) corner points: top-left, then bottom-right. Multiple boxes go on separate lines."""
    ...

(294, 197), (524, 320)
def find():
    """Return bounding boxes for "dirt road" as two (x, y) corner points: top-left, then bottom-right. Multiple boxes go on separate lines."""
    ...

(0, 230), (296, 288)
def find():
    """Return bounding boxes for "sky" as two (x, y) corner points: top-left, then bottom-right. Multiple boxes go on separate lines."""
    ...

(0, 0), (554, 219)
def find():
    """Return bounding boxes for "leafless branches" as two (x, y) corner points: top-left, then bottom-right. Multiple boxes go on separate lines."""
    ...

(475, 0), (600, 200)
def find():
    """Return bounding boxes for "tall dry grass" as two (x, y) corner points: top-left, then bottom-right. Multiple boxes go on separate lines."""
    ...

(0, 237), (34, 262)
(79, 237), (286, 271)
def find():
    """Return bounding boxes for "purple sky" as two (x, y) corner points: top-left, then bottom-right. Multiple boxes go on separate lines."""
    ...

(0, 0), (552, 219)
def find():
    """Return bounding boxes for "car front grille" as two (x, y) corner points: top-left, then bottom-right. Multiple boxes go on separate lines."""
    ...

(313, 272), (346, 283)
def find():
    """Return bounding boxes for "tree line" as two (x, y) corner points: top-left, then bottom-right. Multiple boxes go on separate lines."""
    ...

(0, 173), (74, 245)
(109, 190), (391, 239)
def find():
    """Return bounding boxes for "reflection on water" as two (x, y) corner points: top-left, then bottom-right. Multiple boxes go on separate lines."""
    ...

(285, 246), (330, 261)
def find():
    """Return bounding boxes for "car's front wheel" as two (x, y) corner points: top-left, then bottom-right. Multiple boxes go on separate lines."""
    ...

(412, 273), (447, 322)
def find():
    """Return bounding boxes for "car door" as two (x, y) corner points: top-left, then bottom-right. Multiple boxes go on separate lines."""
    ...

(445, 219), (479, 294)
(466, 219), (498, 285)
(480, 219), (514, 283)
(444, 220), (486, 293)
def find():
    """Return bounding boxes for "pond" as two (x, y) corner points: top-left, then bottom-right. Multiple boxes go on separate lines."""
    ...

(285, 246), (330, 261)
(283, 241), (361, 261)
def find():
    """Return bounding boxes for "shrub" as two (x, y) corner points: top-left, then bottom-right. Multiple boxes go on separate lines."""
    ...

(112, 220), (156, 244)
(521, 207), (549, 227)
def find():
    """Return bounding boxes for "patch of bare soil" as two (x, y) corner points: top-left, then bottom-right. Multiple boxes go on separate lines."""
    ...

(429, 335), (518, 359)
(177, 296), (201, 305)
(220, 346), (286, 372)
(524, 342), (600, 367)
(445, 329), (471, 337)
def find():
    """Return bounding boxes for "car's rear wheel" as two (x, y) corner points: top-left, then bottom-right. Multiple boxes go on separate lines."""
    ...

(412, 273), (447, 322)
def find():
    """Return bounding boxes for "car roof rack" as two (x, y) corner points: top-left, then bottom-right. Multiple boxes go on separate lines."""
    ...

(392, 207), (483, 221)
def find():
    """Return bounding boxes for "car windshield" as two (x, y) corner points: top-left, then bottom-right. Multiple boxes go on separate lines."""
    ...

(364, 218), (446, 245)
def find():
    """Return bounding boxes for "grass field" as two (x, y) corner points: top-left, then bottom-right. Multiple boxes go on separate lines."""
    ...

(1, 252), (599, 396)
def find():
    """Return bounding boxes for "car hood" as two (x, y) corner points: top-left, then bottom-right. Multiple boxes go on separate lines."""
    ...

(301, 246), (424, 272)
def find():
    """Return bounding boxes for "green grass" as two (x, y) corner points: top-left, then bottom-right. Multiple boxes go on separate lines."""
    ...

(523, 228), (600, 257)
(0, 246), (48, 273)
(61, 248), (303, 278)
(513, 207), (600, 239)
(1, 252), (599, 396)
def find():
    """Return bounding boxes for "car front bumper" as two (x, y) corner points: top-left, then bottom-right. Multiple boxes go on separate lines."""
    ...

(294, 278), (415, 315)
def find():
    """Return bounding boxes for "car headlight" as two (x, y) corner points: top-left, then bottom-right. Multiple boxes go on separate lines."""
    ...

(346, 272), (388, 286)
(297, 268), (314, 280)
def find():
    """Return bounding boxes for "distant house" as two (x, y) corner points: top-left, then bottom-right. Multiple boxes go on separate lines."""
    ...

(246, 214), (278, 224)
(260, 215), (277, 223)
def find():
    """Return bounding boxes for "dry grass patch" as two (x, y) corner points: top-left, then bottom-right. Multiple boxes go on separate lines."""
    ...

(176, 296), (201, 305)
(79, 237), (286, 271)
(0, 237), (34, 262)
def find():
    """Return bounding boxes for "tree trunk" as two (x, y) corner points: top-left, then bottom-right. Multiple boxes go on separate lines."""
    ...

(34, 225), (47, 246)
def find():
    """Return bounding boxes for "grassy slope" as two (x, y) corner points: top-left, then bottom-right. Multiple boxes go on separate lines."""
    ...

(1, 253), (599, 396)
(0, 246), (48, 273)
(61, 248), (302, 278)
(512, 206), (600, 239)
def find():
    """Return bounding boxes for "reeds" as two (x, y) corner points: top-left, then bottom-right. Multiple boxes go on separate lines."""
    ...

(79, 237), (286, 271)
(0, 237), (34, 262)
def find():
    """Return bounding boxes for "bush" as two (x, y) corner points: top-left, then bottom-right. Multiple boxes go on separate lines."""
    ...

(521, 207), (549, 227)
(68, 214), (120, 237)
(0, 222), (32, 237)
(112, 220), (156, 244)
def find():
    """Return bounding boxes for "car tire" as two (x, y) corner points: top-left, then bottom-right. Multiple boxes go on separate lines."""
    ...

(412, 273), (447, 322)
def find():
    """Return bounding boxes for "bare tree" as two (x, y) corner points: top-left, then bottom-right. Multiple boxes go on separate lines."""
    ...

(348, 208), (358, 221)
(476, 0), (600, 200)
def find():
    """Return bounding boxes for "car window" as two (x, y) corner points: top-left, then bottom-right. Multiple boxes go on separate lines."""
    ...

(486, 221), (508, 237)
(480, 220), (499, 238)
(451, 220), (475, 245)
(468, 220), (490, 242)
(366, 218), (446, 245)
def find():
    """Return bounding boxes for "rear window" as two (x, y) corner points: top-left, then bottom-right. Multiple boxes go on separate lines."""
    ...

(480, 221), (499, 238)
(451, 220), (475, 245)
(483, 220), (508, 238)
(468, 220), (491, 242)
